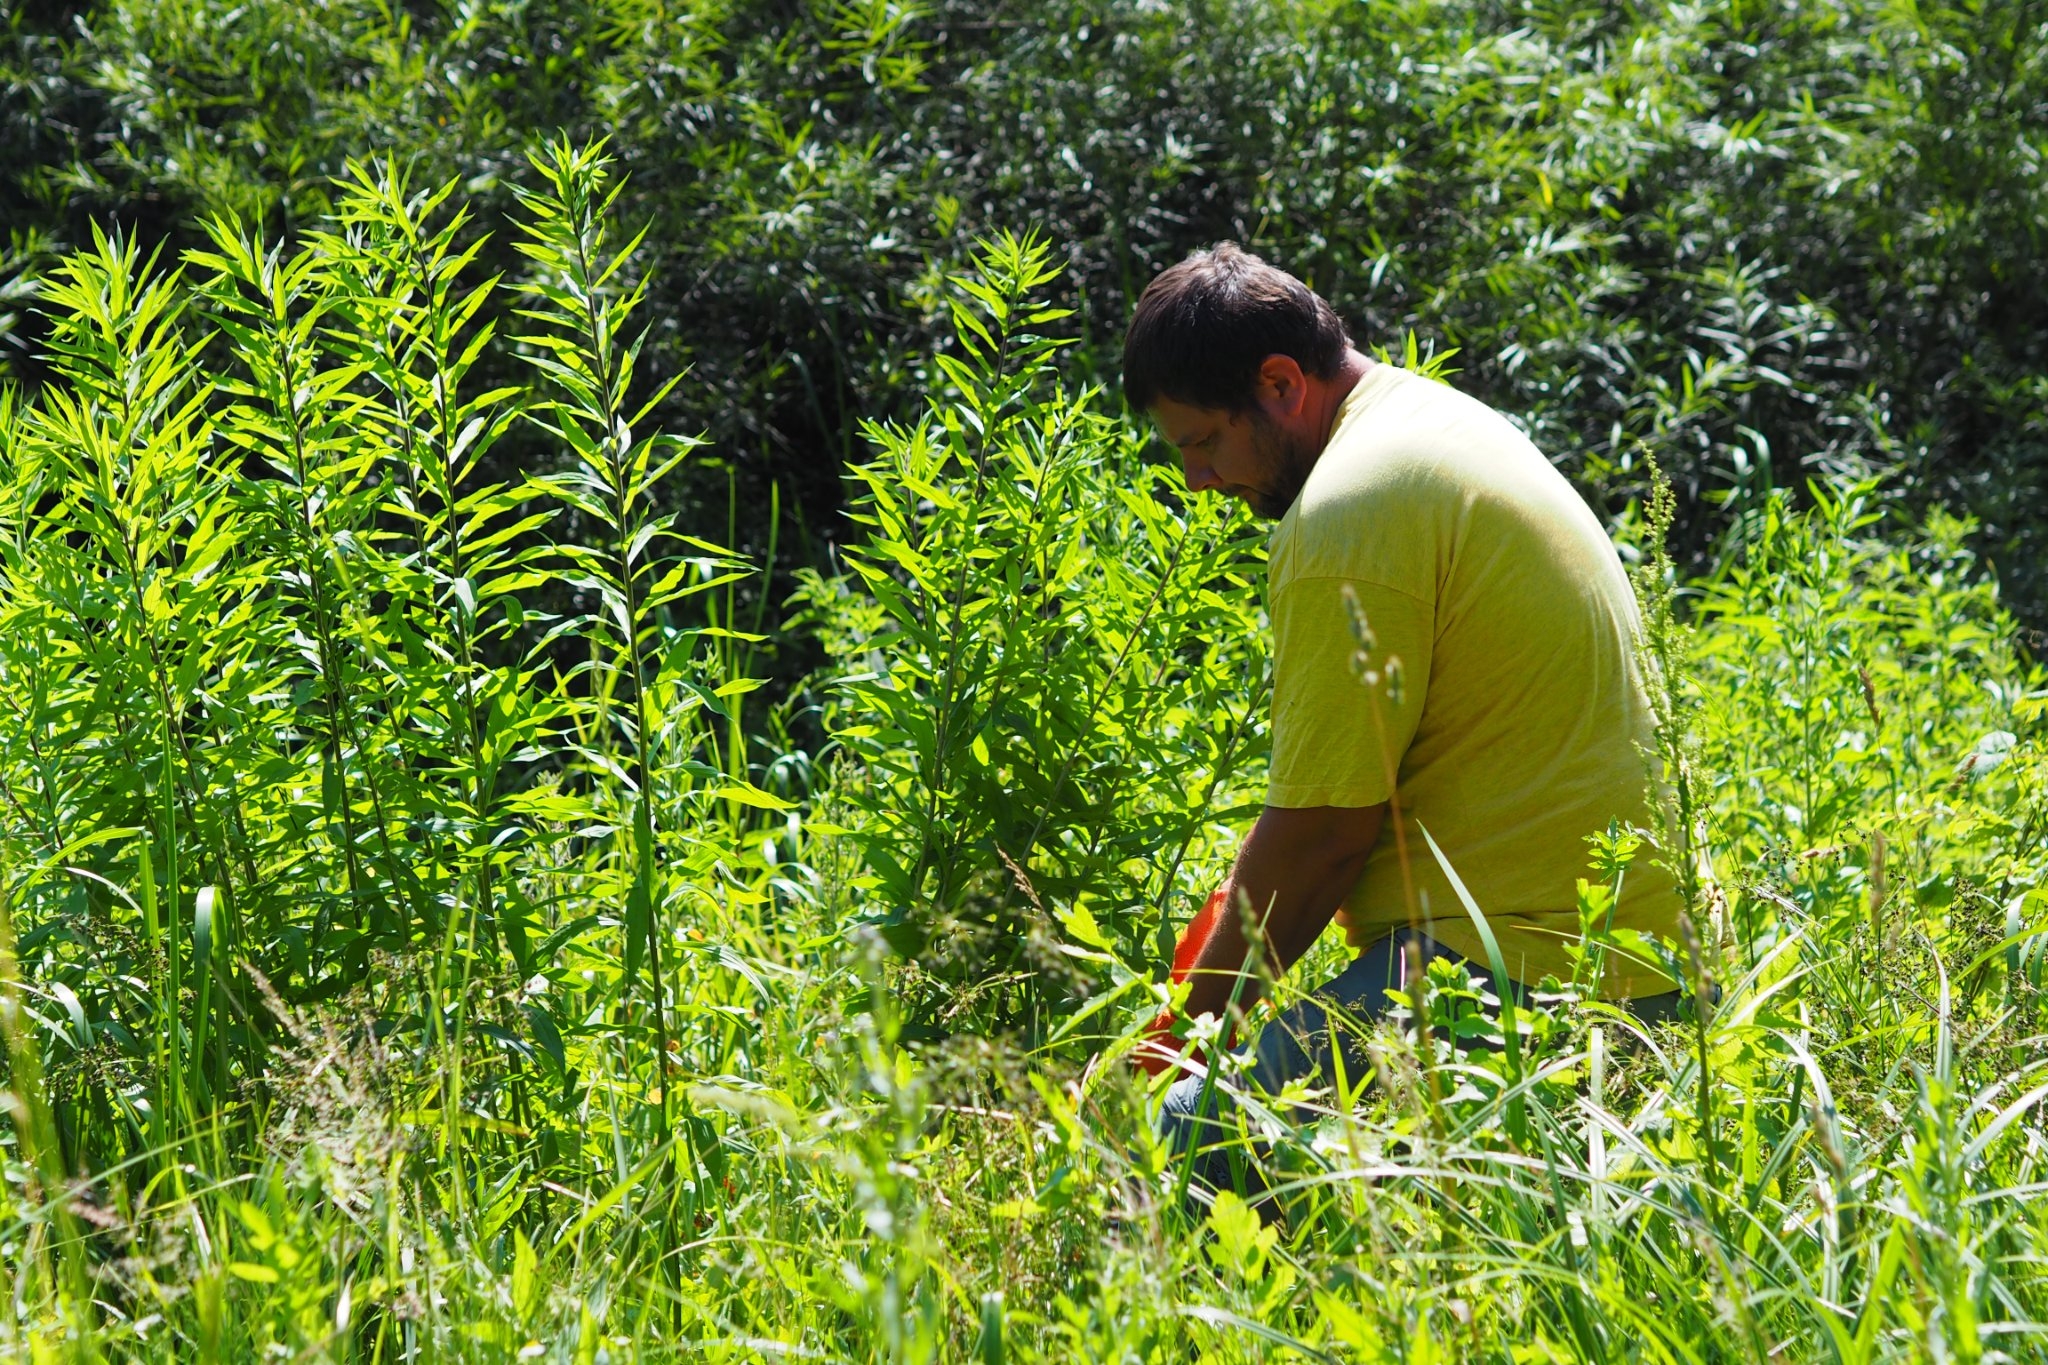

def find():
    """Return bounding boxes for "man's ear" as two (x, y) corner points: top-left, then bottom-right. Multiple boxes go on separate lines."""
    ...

(1253, 354), (1309, 417)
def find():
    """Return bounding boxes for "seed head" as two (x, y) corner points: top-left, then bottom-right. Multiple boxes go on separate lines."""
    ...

(1340, 584), (1376, 655)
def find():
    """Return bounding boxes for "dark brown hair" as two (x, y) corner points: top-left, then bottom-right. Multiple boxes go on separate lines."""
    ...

(1121, 244), (1353, 413)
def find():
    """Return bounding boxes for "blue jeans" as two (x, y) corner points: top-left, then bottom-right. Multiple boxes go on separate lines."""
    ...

(1158, 929), (1684, 1200)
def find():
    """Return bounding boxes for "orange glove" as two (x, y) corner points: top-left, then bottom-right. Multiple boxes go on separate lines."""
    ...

(1133, 890), (1227, 1077)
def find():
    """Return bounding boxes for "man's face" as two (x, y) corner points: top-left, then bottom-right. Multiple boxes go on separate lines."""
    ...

(1151, 396), (1318, 520)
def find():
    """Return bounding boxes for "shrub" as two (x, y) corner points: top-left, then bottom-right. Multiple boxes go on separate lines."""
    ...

(0, 144), (804, 1352)
(803, 232), (1270, 1033)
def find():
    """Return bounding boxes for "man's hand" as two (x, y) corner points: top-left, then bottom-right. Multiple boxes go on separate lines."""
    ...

(1181, 802), (1386, 1023)
(1133, 890), (1228, 1077)
(1330, 904), (1373, 950)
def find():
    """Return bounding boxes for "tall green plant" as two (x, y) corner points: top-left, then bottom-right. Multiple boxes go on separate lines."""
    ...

(189, 212), (406, 937)
(14, 227), (279, 1134)
(511, 135), (752, 1106)
(809, 232), (1269, 1030)
(316, 160), (558, 963)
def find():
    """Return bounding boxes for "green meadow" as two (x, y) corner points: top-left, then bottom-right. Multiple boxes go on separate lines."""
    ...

(0, 2), (2043, 1359)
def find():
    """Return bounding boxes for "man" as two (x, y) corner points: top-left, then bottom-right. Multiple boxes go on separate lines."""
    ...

(1121, 244), (1684, 1185)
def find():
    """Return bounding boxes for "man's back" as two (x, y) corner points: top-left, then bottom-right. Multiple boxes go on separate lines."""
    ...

(1267, 362), (1678, 996)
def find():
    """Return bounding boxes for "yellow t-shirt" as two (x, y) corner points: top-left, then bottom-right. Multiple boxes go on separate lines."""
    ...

(1267, 362), (1679, 998)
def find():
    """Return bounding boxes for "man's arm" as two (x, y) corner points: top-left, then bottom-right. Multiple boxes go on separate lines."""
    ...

(1180, 802), (1387, 1022)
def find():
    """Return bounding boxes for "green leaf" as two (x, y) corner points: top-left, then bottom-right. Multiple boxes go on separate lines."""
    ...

(707, 784), (795, 811)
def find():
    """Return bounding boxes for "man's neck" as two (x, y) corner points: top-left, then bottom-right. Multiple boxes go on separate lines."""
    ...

(1310, 347), (1375, 455)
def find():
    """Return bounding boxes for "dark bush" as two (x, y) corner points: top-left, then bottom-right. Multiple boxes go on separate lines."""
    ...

(3, 0), (2044, 628)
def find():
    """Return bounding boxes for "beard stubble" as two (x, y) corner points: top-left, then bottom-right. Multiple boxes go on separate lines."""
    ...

(1245, 412), (1320, 520)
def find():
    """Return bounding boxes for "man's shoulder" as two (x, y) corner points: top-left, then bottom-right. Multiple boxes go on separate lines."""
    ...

(1280, 368), (1613, 601)
(1276, 370), (1498, 588)
(1311, 370), (1546, 505)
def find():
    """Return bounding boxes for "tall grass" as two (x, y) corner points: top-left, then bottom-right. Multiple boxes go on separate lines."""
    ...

(0, 155), (2044, 1362)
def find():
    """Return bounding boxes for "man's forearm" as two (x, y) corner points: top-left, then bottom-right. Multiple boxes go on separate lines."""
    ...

(1180, 803), (1384, 1021)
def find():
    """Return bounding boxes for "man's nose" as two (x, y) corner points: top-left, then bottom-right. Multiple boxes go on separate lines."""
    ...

(1182, 451), (1222, 492)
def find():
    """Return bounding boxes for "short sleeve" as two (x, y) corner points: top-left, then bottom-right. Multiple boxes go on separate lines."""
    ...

(1265, 576), (1434, 809)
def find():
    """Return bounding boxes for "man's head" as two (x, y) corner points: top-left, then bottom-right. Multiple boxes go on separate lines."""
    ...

(1123, 244), (1357, 518)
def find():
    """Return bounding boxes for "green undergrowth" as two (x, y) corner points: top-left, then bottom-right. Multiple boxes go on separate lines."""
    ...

(0, 168), (2045, 1362)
